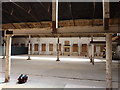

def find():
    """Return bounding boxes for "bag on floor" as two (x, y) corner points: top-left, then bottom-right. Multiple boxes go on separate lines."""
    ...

(17, 74), (28, 84)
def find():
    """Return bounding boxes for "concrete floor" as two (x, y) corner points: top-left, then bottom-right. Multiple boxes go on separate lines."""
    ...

(0, 55), (119, 88)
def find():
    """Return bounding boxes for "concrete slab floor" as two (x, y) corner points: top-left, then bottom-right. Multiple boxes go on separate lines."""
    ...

(0, 55), (119, 88)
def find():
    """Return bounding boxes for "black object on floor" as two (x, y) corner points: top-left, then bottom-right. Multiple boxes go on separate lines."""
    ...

(17, 74), (28, 84)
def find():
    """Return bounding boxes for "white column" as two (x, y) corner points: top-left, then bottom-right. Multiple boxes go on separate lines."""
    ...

(106, 34), (112, 89)
(2, 37), (6, 59)
(92, 44), (94, 58)
(56, 0), (58, 29)
(90, 36), (94, 65)
(88, 44), (91, 58)
(5, 35), (12, 82)
(87, 44), (89, 57)
(61, 41), (64, 56)
(89, 45), (92, 58)
(70, 42), (73, 56)
(78, 38), (80, 56)
(56, 35), (60, 61)
(27, 35), (31, 60)
(2, 31), (6, 59)
(46, 43), (49, 55)
(79, 44), (82, 56)
(91, 44), (94, 65)
(37, 38), (40, 55)
(78, 44), (80, 56)
(53, 43), (56, 55)
(39, 43), (41, 55)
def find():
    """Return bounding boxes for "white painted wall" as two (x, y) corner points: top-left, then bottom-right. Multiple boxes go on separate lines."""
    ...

(12, 37), (106, 57)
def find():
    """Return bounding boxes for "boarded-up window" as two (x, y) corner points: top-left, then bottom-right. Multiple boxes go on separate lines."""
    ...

(34, 44), (38, 51)
(42, 44), (46, 51)
(73, 44), (78, 52)
(65, 41), (70, 45)
(82, 44), (87, 52)
(49, 44), (53, 51)
(57, 43), (61, 51)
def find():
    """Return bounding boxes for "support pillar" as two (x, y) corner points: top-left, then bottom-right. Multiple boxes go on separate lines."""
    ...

(78, 45), (80, 56)
(79, 44), (82, 56)
(70, 42), (73, 56)
(27, 35), (31, 60)
(56, 35), (60, 61)
(106, 34), (112, 89)
(52, 0), (57, 33)
(61, 42), (64, 56)
(2, 37), (6, 59)
(46, 43), (49, 55)
(91, 44), (94, 65)
(90, 36), (94, 65)
(38, 42), (41, 55)
(2, 31), (6, 59)
(5, 35), (12, 82)
(103, 0), (110, 30)
(78, 37), (80, 56)
(32, 44), (34, 55)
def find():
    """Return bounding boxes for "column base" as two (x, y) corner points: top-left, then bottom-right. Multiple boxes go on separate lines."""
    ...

(27, 56), (31, 60)
(92, 60), (94, 65)
(4, 79), (9, 83)
(90, 56), (94, 65)
(2, 56), (5, 59)
(4, 77), (10, 83)
(56, 58), (60, 61)
(90, 56), (92, 63)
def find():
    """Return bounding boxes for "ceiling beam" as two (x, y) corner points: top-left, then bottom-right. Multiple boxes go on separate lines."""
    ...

(5, 25), (118, 37)
(2, 19), (118, 29)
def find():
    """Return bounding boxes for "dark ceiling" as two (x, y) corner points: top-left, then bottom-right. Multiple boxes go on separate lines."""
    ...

(2, 2), (120, 24)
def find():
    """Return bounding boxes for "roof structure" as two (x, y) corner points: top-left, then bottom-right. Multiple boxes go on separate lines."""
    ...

(1, 2), (120, 37)
(2, 2), (119, 24)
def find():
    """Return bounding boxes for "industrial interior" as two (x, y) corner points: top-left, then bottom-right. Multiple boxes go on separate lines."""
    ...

(0, 0), (120, 89)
